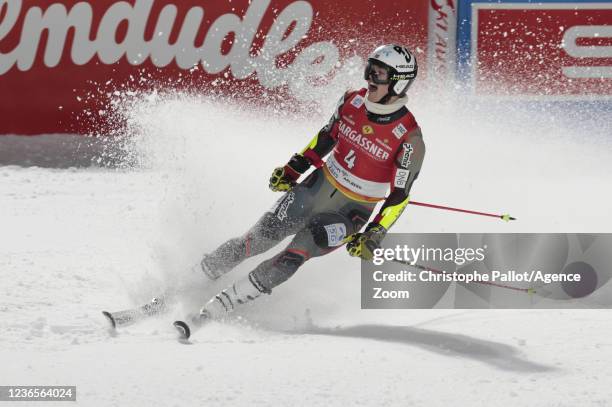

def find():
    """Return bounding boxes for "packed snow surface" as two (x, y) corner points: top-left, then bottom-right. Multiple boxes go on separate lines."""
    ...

(1, 92), (611, 406)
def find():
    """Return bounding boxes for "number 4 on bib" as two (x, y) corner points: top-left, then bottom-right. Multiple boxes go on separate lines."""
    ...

(344, 150), (357, 169)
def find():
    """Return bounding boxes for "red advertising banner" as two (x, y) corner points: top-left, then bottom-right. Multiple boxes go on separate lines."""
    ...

(472, 3), (612, 100)
(0, 0), (428, 135)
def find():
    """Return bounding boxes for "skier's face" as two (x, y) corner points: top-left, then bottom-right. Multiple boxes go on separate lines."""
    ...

(366, 63), (391, 103)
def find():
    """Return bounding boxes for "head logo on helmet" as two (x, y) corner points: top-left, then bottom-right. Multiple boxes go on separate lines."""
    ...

(364, 44), (418, 100)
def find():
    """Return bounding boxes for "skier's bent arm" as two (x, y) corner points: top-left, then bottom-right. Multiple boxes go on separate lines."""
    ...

(291, 92), (348, 170)
(373, 189), (413, 230)
(276, 124), (338, 185)
(269, 92), (348, 191)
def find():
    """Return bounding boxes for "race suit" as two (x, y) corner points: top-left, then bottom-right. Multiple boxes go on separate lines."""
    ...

(199, 88), (426, 310)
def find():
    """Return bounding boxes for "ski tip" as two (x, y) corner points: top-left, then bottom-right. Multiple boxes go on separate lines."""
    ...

(173, 320), (191, 341)
(102, 311), (116, 330)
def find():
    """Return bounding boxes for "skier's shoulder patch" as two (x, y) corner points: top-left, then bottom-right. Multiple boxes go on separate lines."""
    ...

(350, 94), (364, 109)
(392, 122), (408, 139)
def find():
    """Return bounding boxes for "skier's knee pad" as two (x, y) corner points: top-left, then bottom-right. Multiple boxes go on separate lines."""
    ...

(308, 212), (350, 249)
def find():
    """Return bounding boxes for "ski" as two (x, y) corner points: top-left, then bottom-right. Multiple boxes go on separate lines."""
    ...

(102, 297), (167, 329)
(173, 320), (191, 341)
(173, 311), (210, 341)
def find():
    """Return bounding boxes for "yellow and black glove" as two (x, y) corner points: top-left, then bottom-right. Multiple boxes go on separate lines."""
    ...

(269, 154), (311, 192)
(269, 166), (297, 192)
(345, 223), (386, 261)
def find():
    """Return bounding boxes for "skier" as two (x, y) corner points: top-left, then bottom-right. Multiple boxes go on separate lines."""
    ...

(180, 44), (425, 335)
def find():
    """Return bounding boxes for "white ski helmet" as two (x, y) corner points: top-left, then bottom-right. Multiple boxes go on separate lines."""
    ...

(364, 44), (418, 97)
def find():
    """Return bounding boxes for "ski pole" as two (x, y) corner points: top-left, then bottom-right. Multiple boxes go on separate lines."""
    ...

(390, 257), (535, 294)
(409, 200), (516, 222)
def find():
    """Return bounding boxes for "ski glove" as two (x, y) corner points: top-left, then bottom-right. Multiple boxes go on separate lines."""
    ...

(269, 166), (296, 192)
(345, 223), (386, 261)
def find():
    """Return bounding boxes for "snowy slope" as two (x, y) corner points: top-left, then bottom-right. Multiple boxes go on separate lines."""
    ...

(1, 94), (612, 406)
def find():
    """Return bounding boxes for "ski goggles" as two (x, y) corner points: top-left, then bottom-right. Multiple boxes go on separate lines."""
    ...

(364, 60), (392, 85)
